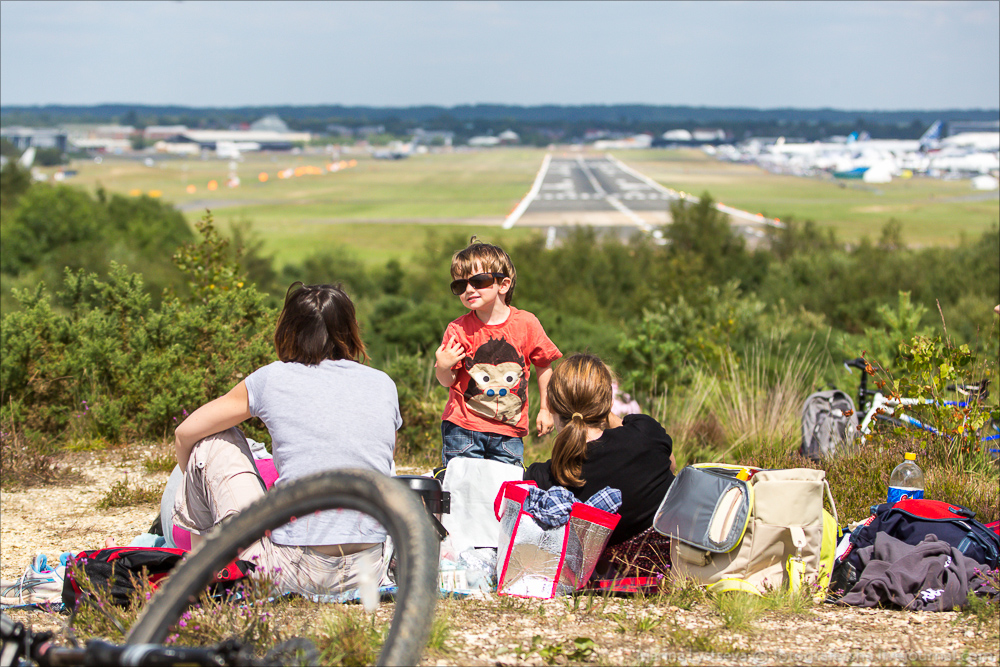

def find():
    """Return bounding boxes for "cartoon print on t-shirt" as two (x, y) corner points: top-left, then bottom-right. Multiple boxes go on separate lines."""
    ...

(463, 336), (527, 425)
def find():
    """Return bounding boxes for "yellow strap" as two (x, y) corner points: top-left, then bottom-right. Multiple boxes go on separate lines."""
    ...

(708, 578), (762, 597)
(786, 554), (806, 595)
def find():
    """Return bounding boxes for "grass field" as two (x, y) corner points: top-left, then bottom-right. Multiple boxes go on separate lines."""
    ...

(38, 146), (999, 266)
(47, 149), (545, 267)
(616, 149), (1000, 246)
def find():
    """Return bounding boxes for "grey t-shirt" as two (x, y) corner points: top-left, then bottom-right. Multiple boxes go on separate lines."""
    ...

(244, 359), (401, 546)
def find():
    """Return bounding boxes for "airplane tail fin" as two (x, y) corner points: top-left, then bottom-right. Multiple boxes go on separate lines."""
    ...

(919, 120), (943, 148)
(18, 147), (36, 169)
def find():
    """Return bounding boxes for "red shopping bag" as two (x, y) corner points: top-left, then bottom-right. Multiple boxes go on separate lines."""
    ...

(494, 481), (620, 599)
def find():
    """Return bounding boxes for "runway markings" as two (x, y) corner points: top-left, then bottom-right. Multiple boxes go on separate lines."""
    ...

(539, 192), (671, 201)
(503, 153), (552, 229)
(504, 154), (780, 236)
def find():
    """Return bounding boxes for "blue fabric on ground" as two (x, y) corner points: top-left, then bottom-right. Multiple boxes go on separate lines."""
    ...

(128, 533), (167, 548)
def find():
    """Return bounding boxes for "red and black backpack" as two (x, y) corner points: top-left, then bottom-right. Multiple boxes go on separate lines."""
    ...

(61, 547), (252, 609)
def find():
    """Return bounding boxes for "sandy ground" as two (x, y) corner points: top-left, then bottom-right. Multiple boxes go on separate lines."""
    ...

(2, 448), (170, 583)
(2, 448), (998, 666)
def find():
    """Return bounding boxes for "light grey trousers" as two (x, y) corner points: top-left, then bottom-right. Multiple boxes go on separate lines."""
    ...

(172, 428), (383, 597)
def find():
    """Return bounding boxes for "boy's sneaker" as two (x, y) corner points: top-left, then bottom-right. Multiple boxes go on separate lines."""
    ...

(0, 553), (66, 606)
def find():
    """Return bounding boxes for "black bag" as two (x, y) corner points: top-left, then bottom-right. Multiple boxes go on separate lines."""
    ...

(61, 547), (252, 609)
(830, 499), (1000, 597)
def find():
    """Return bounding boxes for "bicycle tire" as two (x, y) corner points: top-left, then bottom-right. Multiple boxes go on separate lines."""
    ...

(125, 469), (439, 667)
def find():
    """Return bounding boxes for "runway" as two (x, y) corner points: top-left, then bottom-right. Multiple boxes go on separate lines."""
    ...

(504, 154), (676, 237)
(504, 153), (780, 246)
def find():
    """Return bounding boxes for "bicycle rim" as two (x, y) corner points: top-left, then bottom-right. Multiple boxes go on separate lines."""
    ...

(126, 469), (439, 667)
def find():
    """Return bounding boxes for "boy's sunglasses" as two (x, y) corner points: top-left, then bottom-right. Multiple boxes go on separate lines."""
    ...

(450, 272), (507, 296)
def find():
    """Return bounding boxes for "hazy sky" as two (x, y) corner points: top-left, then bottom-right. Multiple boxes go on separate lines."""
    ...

(2, 1), (998, 110)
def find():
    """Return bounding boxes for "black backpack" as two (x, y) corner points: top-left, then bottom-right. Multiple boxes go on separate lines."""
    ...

(61, 547), (252, 609)
(800, 390), (858, 461)
(830, 499), (1000, 597)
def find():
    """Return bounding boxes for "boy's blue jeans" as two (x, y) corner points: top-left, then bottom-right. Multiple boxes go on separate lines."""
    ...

(441, 421), (524, 467)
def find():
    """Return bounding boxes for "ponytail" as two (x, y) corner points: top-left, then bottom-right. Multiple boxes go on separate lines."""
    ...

(552, 414), (589, 487)
(547, 354), (615, 488)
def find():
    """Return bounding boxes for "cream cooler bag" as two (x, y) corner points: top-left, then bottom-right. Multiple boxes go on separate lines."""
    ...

(653, 464), (839, 596)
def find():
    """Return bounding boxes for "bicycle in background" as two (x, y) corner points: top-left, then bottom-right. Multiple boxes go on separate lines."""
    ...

(843, 357), (999, 454)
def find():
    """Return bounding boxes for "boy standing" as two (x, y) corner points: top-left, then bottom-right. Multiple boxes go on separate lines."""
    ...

(435, 240), (561, 466)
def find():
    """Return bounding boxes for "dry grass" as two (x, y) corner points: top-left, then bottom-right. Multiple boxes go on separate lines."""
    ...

(142, 451), (178, 474)
(712, 338), (824, 455)
(10, 569), (1000, 666)
(651, 370), (719, 467)
(0, 422), (82, 490)
(96, 475), (162, 509)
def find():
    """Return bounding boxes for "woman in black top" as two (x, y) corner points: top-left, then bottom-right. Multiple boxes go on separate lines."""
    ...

(523, 354), (676, 549)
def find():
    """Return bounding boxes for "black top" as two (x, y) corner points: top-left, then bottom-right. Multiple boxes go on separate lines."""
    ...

(523, 414), (674, 546)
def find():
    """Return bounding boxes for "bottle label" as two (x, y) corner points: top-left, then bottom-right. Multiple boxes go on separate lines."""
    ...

(439, 568), (468, 592)
(887, 486), (924, 504)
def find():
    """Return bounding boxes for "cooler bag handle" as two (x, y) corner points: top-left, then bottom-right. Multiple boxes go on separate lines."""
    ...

(494, 480), (537, 520)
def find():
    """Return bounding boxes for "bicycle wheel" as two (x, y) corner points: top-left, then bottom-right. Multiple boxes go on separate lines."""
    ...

(126, 469), (439, 667)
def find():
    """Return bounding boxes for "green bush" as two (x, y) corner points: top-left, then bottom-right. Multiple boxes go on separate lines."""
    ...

(0, 162), (32, 211)
(1, 181), (195, 313)
(381, 351), (448, 467)
(1, 216), (452, 463)
(617, 281), (765, 400)
(1, 217), (276, 447)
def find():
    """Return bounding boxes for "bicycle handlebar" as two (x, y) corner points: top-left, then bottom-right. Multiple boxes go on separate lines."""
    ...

(843, 357), (867, 372)
(1, 613), (260, 667)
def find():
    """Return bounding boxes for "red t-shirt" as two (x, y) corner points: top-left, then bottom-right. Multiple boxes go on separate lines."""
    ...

(441, 307), (561, 438)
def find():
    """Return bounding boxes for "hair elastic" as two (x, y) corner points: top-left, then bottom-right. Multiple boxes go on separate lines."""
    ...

(571, 412), (583, 420)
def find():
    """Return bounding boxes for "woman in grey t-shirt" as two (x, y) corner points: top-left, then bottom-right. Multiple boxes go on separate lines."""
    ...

(172, 282), (401, 596)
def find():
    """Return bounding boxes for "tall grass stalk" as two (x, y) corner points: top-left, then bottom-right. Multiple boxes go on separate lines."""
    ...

(651, 370), (717, 467)
(713, 338), (824, 457)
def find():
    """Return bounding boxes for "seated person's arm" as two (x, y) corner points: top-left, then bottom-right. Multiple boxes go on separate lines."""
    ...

(175, 381), (252, 470)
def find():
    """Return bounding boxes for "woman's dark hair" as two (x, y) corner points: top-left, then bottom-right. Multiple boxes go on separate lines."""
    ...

(547, 353), (614, 487)
(273, 282), (367, 364)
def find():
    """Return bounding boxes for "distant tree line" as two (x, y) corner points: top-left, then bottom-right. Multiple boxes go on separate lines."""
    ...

(3, 104), (997, 146)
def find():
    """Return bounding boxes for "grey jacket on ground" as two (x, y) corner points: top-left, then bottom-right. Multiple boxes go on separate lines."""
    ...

(838, 533), (995, 611)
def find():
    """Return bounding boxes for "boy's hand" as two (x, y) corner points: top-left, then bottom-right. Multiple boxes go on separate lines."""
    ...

(536, 408), (554, 436)
(435, 336), (466, 369)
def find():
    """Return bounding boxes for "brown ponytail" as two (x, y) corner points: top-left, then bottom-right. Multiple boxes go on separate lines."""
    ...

(547, 354), (614, 487)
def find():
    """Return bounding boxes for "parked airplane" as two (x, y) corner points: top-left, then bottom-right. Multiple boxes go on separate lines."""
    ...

(215, 141), (261, 159)
(727, 121), (997, 181)
(372, 140), (413, 160)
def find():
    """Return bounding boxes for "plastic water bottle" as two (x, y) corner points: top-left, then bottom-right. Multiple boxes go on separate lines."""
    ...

(887, 452), (924, 504)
